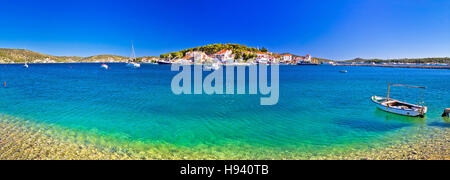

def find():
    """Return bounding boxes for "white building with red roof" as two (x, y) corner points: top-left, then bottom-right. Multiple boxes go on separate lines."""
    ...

(186, 51), (209, 63)
(214, 49), (233, 62)
(282, 54), (292, 62)
(305, 54), (312, 62)
(256, 52), (269, 59)
(295, 56), (304, 61)
(269, 55), (280, 63)
(256, 52), (269, 63)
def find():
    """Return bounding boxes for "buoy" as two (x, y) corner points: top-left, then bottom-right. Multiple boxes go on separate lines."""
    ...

(3, 81), (6, 87)
(442, 108), (450, 117)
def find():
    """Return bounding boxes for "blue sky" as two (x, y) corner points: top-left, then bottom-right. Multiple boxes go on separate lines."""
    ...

(0, 0), (448, 60)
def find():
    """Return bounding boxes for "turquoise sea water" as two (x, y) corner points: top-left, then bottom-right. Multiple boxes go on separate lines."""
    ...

(0, 63), (448, 158)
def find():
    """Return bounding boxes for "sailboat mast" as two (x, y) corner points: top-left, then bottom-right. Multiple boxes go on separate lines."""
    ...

(24, 46), (27, 64)
(387, 83), (391, 101)
(420, 89), (424, 104)
(131, 41), (136, 62)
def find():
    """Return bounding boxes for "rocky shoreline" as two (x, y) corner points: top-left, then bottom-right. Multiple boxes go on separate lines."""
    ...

(0, 116), (448, 160)
(322, 126), (449, 160)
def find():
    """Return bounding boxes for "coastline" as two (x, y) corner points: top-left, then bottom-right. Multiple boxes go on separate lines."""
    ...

(1, 62), (449, 69)
(335, 63), (450, 69)
(1, 114), (448, 160)
(0, 62), (130, 64)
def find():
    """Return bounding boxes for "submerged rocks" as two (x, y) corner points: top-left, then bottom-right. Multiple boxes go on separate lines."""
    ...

(0, 115), (449, 160)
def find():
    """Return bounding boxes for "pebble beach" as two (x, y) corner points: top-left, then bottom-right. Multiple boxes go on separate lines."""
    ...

(1, 115), (448, 160)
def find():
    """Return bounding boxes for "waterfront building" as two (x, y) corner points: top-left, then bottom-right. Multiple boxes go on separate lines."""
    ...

(256, 52), (269, 59)
(282, 54), (293, 62)
(256, 52), (269, 63)
(214, 49), (233, 62)
(186, 51), (209, 63)
(305, 54), (312, 62)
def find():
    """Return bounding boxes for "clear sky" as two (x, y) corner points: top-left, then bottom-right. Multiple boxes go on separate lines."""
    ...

(0, 0), (448, 60)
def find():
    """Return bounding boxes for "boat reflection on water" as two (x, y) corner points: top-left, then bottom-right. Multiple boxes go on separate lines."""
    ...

(373, 109), (426, 125)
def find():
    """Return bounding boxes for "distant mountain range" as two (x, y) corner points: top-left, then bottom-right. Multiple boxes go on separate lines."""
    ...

(340, 57), (450, 64)
(0, 48), (129, 63)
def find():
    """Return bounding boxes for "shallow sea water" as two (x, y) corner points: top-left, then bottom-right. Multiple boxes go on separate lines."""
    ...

(0, 63), (448, 159)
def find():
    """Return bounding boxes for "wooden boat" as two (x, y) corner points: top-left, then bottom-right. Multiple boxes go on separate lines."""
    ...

(442, 108), (450, 117)
(371, 83), (427, 117)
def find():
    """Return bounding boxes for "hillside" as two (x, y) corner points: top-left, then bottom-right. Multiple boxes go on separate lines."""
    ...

(0, 48), (53, 63)
(81, 55), (129, 62)
(159, 43), (334, 63)
(0, 48), (129, 63)
(160, 43), (266, 59)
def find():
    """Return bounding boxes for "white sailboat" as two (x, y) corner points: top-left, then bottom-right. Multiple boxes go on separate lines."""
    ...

(371, 83), (427, 117)
(24, 48), (29, 68)
(126, 41), (141, 68)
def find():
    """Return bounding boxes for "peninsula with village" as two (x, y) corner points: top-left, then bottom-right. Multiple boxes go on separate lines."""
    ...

(0, 43), (448, 69)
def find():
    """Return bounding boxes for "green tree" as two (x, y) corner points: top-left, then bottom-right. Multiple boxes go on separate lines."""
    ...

(261, 47), (268, 52)
(234, 51), (242, 60)
(170, 52), (182, 59)
(160, 54), (169, 59)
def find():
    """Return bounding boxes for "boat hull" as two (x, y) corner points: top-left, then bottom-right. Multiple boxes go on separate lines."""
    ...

(126, 63), (140, 68)
(157, 61), (172, 65)
(297, 62), (319, 65)
(203, 64), (221, 71)
(371, 96), (427, 117)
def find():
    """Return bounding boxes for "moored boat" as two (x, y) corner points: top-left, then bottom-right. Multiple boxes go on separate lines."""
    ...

(157, 61), (172, 65)
(371, 83), (427, 117)
(24, 57), (29, 68)
(204, 63), (221, 70)
(297, 61), (319, 65)
(442, 108), (450, 117)
(101, 63), (109, 69)
(126, 41), (141, 68)
(126, 62), (141, 68)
